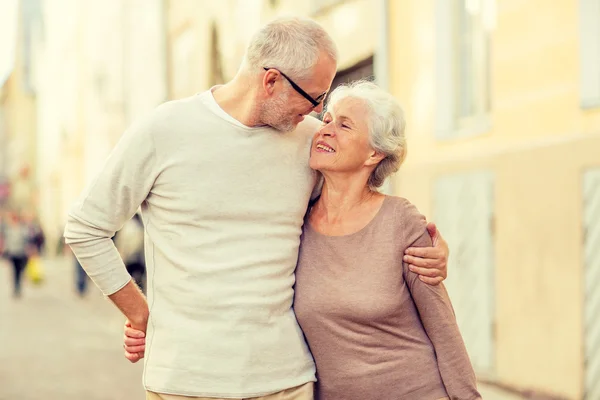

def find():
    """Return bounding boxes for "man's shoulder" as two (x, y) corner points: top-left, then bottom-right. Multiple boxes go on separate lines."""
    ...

(130, 93), (212, 135)
(154, 92), (210, 117)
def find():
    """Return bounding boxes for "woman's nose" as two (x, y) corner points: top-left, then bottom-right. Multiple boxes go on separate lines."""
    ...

(320, 125), (335, 137)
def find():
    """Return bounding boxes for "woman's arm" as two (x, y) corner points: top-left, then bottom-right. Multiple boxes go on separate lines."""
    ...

(403, 230), (482, 399)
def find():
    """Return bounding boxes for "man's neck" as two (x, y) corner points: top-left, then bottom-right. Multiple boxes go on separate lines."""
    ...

(211, 76), (264, 128)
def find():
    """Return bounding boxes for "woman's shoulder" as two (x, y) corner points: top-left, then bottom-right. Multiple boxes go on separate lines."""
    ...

(384, 196), (426, 224)
(383, 195), (430, 245)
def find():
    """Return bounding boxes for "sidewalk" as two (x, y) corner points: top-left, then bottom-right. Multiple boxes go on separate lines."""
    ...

(479, 383), (527, 400)
(0, 256), (144, 400)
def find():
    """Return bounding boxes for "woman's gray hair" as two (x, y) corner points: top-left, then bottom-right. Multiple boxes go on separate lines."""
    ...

(244, 17), (338, 80)
(325, 80), (407, 190)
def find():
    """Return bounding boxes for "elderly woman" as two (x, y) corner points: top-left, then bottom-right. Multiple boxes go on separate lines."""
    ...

(294, 81), (481, 400)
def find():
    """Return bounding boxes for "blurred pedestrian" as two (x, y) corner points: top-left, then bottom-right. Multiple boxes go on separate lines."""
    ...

(22, 211), (45, 256)
(62, 241), (88, 296)
(75, 256), (87, 296)
(3, 211), (31, 298)
(0, 210), (6, 256)
(115, 213), (145, 293)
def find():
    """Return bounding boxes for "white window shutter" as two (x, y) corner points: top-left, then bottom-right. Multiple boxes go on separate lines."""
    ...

(434, 170), (496, 374)
(579, 0), (600, 108)
(584, 169), (600, 399)
(435, 0), (456, 139)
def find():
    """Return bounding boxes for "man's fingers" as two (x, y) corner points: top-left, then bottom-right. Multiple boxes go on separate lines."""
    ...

(124, 327), (145, 338)
(426, 222), (438, 243)
(124, 351), (144, 363)
(408, 264), (442, 278)
(403, 254), (437, 268)
(404, 246), (440, 258)
(125, 344), (146, 353)
(124, 336), (146, 347)
(124, 351), (140, 363)
(123, 320), (146, 363)
(419, 275), (444, 286)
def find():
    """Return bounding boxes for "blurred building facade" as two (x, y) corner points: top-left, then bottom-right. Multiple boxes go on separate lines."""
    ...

(0, 0), (167, 249)
(1, 0), (599, 398)
(33, 0), (167, 250)
(0, 0), (40, 214)
(164, 0), (383, 97)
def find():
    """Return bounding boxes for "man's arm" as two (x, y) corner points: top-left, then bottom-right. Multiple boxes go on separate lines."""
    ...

(64, 111), (160, 329)
(403, 222), (449, 285)
(109, 281), (149, 331)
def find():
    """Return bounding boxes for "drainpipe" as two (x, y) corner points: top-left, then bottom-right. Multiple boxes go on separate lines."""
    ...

(374, 0), (393, 195)
(374, 0), (389, 92)
(161, 0), (169, 102)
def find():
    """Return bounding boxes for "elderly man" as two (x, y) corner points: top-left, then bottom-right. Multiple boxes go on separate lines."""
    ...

(64, 17), (448, 400)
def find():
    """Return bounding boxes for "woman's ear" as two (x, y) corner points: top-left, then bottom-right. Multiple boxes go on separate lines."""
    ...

(365, 150), (386, 167)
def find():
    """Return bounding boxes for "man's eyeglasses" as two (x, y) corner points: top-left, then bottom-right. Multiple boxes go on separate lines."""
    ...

(263, 67), (327, 108)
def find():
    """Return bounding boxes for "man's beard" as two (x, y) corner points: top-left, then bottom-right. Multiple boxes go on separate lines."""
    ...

(260, 93), (298, 133)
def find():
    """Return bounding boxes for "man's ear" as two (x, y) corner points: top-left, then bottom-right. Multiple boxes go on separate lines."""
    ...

(365, 150), (386, 167)
(262, 69), (279, 96)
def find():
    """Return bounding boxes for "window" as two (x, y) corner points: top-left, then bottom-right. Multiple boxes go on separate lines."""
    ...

(311, 0), (345, 15)
(436, 0), (494, 139)
(579, 0), (600, 108)
(330, 56), (374, 92)
(21, 0), (42, 94)
(455, 0), (491, 123)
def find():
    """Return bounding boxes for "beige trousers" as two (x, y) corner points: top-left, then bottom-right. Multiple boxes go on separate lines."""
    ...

(146, 382), (314, 400)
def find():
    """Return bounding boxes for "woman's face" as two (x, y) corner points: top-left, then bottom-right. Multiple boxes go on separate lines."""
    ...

(309, 97), (380, 174)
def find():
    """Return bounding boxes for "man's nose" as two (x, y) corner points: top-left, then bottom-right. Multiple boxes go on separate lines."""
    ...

(313, 102), (324, 114)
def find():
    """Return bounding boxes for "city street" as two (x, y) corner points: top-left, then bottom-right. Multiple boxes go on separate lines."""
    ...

(0, 257), (144, 400)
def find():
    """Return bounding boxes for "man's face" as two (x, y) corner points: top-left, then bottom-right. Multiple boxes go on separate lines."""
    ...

(261, 53), (337, 132)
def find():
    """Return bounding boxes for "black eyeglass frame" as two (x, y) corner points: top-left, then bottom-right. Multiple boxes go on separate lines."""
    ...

(263, 67), (327, 108)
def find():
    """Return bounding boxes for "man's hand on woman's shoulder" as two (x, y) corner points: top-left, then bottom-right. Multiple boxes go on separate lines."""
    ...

(404, 222), (449, 285)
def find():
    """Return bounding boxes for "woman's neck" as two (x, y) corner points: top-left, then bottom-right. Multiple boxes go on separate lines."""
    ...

(314, 175), (380, 223)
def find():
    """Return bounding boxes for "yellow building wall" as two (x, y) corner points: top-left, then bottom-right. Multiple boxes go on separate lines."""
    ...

(389, 0), (599, 398)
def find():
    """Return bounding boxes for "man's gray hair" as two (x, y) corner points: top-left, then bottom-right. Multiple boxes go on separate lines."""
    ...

(244, 17), (338, 80)
(325, 80), (407, 190)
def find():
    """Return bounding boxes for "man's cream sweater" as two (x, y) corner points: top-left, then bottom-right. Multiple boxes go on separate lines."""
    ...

(64, 89), (320, 398)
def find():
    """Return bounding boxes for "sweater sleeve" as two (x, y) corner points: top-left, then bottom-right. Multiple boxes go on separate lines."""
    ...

(64, 112), (160, 295)
(398, 200), (482, 400)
